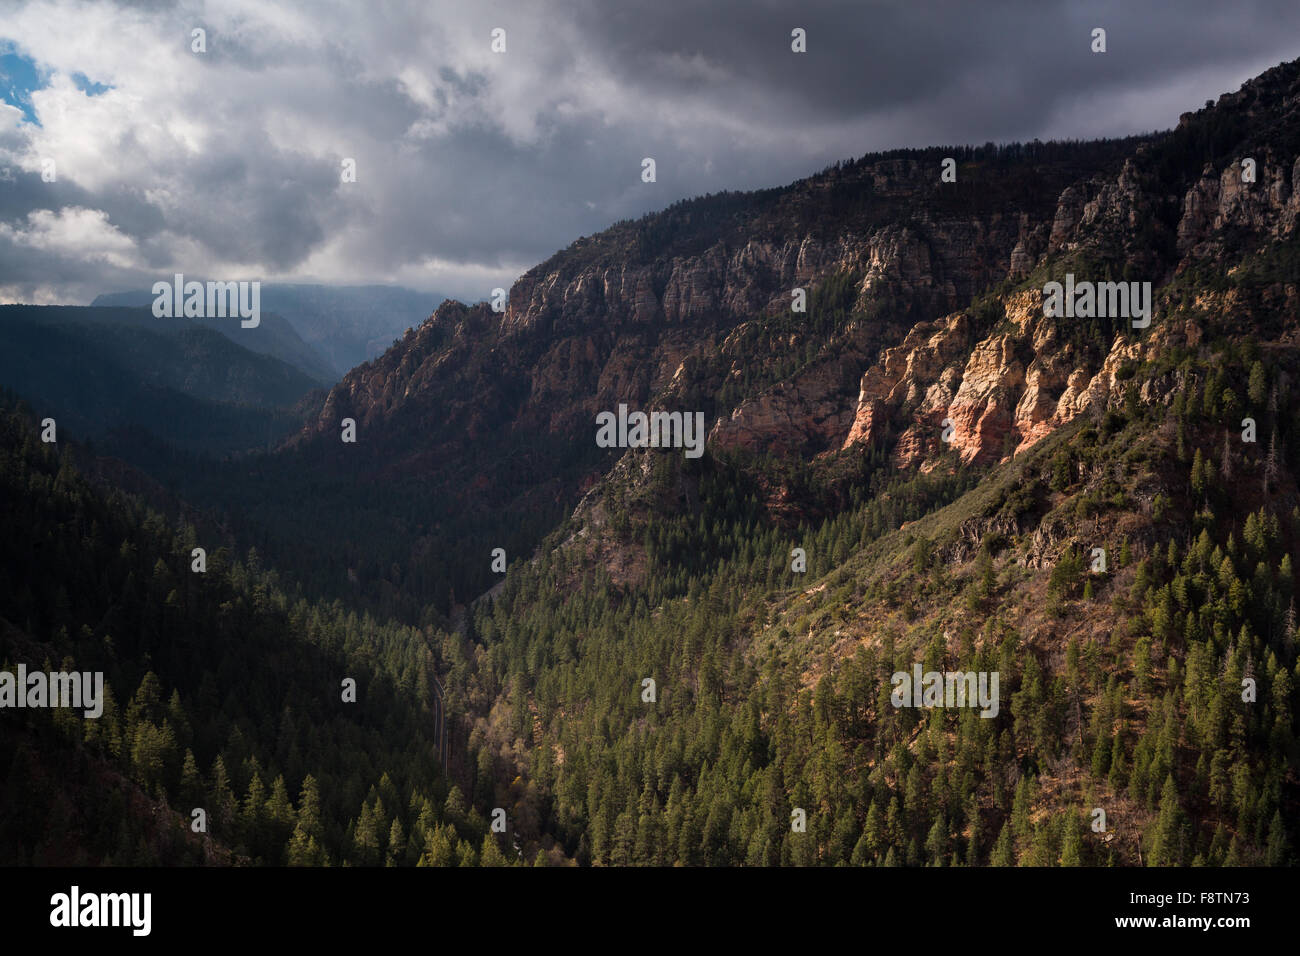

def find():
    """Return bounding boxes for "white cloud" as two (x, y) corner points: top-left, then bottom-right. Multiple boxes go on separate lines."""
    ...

(0, 206), (138, 268)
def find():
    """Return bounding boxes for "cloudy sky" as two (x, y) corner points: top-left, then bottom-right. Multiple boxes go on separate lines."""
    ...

(1, 0), (1297, 306)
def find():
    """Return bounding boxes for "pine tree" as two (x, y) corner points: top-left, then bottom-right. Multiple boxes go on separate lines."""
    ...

(1191, 448), (1207, 499)
(1265, 810), (1286, 866)
(1061, 813), (1083, 866)
(1011, 776), (1034, 847)
(850, 829), (871, 866)
(992, 822), (1015, 867)
(386, 819), (406, 866)
(862, 800), (884, 860)
(965, 797), (982, 865)
(1134, 637), (1154, 695)
(265, 775), (296, 857)
(287, 823), (325, 866)
(180, 749), (203, 809)
(1248, 361), (1267, 407)
(351, 802), (382, 866)
(1225, 834), (1245, 866)
(292, 774), (317, 831)
(1108, 734), (1127, 792)
(1027, 824), (1054, 866)
(418, 825), (458, 867)
(479, 834), (510, 867)
(443, 785), (467, 823)
(1150, 775), (1185, 866)
(1091, 732), (1111, 779)
(210, 756), (237, 834)
(241, 771), (268, 859)
(925, 815), (948, 865)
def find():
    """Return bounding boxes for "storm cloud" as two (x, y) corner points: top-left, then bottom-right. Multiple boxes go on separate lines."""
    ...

(1, 0), (1297, 304)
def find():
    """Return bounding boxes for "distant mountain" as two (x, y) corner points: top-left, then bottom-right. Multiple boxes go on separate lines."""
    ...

(88, 290), (338, 384)
(93, 283), (440, 374)
(0, 305), (319, 454)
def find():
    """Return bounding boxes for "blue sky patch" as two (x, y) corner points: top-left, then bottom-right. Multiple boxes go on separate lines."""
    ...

(0, 46), (44, 125)
(72, 72), (112, 97)
(0, 44), (110, 126)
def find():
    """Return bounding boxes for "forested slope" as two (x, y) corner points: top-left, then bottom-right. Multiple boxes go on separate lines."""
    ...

(0, 396), (502, 866)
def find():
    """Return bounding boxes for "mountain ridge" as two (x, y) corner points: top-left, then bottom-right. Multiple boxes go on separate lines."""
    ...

(93, 283), (440, 378)
(265, 57), (1300, 617)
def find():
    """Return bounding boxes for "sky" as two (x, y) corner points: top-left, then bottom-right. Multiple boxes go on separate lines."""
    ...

(0, 0), (1298, 307)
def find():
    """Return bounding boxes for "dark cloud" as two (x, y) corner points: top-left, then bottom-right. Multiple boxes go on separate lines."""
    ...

(0, 0), (1297, 304)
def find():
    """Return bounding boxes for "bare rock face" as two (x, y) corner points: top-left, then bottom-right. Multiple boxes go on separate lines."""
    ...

(1177, 163), (1222, 256)
(946, 332), (1026, 465)
(662, 249), (726, 322)
(1014, 351), (1075, 453)
(835, 84), (1300, 474)
(1281, 157), (1300, 236)
(1080, 158), (1146, 234)
(1213, 155), (1300, 236)
(841, 312), (972, 451)
(709, 355), (860, 457)
(1178, 153), (1300, 256)
(1048, 184), (1088, 252)
(1009, 212), (1048, 278)
(843, 290), (1047, 467)
(835, 269), (1173, 468)
(1026, 512), (1076, 570)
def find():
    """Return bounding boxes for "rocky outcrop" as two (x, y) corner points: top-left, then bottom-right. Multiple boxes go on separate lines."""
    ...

(829, 59), (1300, 471)
(709, 355), (860, 457)
(499, 215), (1020, 345)
(1048, 184), (1089, 252)
(945, 331), (1026, 465)
(841, 311), (973, 461)
(1178, 154), (1300, 256)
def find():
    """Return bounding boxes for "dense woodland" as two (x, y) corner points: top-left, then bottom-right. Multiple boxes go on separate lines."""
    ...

(0, 397), (494, 865)
(447, 337), (1299, 866)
